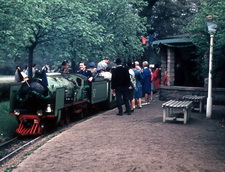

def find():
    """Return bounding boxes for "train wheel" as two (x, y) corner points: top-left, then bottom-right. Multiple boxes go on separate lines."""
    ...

(83, 103), (89, 117)
(65, 114), (71, 124)
(59, 109), (66, 126)
(40, 123), (47, 134)
(59, 118), (65, 126)
(79, 103), (88, 118)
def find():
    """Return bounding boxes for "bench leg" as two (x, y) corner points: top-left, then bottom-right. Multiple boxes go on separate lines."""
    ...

(163, 108), (166, 123)
(169, 108), (173, 116)
(183, 109), (188, 124)
(188, 108), (192, 121)
(199, 101), (203, 113)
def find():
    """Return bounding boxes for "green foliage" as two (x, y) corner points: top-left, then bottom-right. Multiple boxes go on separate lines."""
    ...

(0, 0), (147, 73)
(144, 0), (203, 38)
(94, 0), (147, 60)
(185, 0), (225, 87)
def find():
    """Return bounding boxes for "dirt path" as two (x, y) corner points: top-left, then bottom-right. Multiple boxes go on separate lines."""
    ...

(2, 98), (225, 172)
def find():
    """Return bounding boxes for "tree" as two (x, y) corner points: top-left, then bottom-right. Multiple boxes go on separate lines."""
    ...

(13, 0), (79, 78)
(185, 0), (225, 87)
(0, 0), (148, 75)
(147, 0), (203, 38)
(94, 0), (147, 60)
(0, 0), (72, 77)
(136, 0), (203, 63)
(51, 0), (106, 70)
(48, 0), (148, 69)
(142, 0), (158, 25)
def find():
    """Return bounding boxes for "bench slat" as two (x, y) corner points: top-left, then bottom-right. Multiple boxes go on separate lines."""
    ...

(183, 95), (205, 100)
(163, 100), (192, 108)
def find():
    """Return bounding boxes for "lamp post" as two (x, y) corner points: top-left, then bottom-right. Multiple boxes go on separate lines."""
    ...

(206, 21), (217, 118)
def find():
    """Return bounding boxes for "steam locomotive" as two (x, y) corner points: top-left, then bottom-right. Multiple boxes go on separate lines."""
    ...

(9, 72), (115, 136)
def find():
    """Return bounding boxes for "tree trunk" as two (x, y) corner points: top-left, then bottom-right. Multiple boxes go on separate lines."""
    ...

(28, 43), (37, 80)
(143, 0), (158, 25)
(71, 50), (77, 73)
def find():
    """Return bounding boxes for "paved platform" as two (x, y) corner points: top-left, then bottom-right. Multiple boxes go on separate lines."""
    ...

(8, 98), (225, 171)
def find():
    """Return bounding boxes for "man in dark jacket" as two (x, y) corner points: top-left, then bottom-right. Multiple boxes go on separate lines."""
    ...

(77, 62), (93, 82)
(111, 58), (131, 115)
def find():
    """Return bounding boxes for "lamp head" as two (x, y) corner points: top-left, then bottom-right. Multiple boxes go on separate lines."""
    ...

(207, 22), (217, 34)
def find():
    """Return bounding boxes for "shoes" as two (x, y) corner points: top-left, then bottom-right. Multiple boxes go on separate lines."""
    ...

(137, 106), (142, 109)
(124, 110), (134, 113)
(117, 113), (123, 116)
(124, 110), (132, 115)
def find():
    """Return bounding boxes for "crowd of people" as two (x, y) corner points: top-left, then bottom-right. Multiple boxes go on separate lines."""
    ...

(15, 57), (168, 116)
(14, 64), (50, 82)
(111, 58), (163, 116)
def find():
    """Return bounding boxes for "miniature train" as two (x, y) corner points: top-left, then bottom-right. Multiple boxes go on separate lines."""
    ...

(9, 72), (116, 136)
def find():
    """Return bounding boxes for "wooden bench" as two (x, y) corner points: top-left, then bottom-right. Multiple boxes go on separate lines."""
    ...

(162, 100), (193, 124)
(182, 95), (206, 113)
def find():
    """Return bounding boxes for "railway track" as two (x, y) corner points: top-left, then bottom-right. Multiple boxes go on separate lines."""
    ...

(0, 137), (18, 148)
(0, 136), (43, 164)
(0, 107), (105, 166)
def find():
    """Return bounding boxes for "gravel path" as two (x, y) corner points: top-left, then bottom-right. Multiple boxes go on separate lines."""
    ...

(4, 97), (225, 172)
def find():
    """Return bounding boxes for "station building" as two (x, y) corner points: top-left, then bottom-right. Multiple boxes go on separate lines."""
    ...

(152, 37), (225, 105)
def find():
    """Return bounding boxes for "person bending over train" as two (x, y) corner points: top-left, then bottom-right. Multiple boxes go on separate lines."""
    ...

(111, 58), (131, 116)
(95, 67), (112, 81)
(77, 62), (93, 82)
(15, 66), (24, 82)
(97, 56), (110, 71)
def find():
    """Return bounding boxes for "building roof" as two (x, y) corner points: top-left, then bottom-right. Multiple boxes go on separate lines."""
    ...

(152, 38), (192, 45)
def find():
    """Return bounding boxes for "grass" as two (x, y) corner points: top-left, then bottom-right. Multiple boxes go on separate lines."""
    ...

(0, 101), (18, 142)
